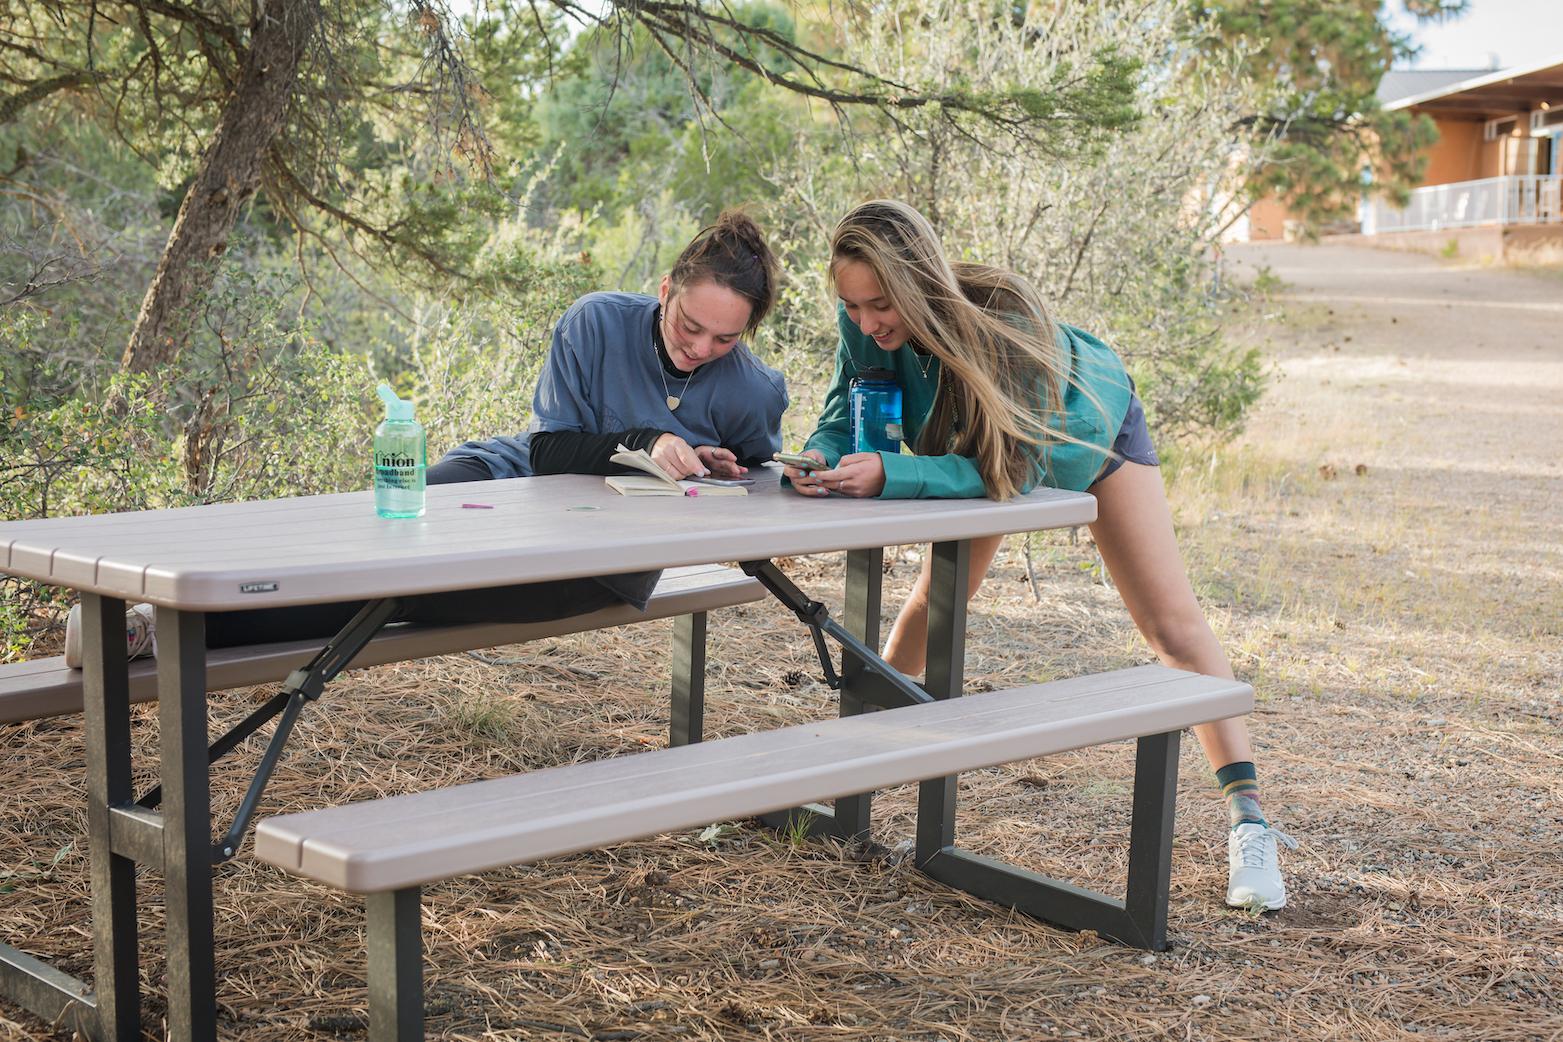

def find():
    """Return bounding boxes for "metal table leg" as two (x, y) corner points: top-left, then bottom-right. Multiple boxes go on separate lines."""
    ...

(910, 538), (1182, 950)
(0, 594), (140, 1040)
(669, 612), (707, 747)
(915, 540), (970, 860)
(83, 595), (142, 1041)
(158, 609), (216, 1041)
(831, 547), (883, 841)
(750, 548), (914, 843)
(741, 539), (1181, 948)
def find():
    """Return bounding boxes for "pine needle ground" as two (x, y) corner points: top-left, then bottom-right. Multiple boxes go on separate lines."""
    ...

(2, 242), (1559, 1040)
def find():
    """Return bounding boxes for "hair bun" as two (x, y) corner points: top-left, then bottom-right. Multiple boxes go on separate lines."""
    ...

(669, 208), (780, 335)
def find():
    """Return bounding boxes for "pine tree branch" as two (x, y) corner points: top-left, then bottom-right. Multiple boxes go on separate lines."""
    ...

(624, 1), (1037, 132)
(267, 151), (473, 284)
(0, 69), (109, 124)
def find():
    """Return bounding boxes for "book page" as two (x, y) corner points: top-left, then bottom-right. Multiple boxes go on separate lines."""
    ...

(609, 444), (680, 491)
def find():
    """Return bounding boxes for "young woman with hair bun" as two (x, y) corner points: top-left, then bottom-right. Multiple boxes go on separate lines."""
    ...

(781, 199), (1292, 912)
(447, 208), (785, 489)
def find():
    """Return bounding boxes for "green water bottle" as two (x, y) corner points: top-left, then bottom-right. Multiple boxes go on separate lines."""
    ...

(374, 384), (426, 518)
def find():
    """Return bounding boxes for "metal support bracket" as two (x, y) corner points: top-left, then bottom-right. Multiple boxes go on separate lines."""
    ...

(739, 560), (932, 708)
(134, 598), (402, 863)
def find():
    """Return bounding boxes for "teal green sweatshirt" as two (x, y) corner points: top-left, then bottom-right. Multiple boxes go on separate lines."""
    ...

(802, 304), (1134, 498)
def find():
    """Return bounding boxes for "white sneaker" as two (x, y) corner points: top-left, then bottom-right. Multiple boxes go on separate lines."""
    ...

(63, 603), (157, 669)
(1226, 822), (1296, 911)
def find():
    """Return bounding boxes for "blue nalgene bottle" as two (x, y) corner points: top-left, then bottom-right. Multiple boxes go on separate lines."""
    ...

(849, 367), (904, 455)
(374, 384), (426, 518)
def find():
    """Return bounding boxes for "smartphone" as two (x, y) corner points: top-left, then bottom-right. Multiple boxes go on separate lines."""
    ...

(773, 451), (821, 469)
(689, 475), (755, 487)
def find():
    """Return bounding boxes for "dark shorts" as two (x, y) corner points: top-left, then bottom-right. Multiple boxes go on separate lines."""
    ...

(1094, 386), (1159, 486)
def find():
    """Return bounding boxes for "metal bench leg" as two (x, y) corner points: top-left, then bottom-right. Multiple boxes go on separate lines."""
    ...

(367, 888), (423, 1042)
(670, 612), (706, 747)
(916, 729), (1181, 950)
(1124, 730), (1181, 951)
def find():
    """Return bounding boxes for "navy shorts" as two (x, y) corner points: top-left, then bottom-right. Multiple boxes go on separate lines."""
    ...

(1094, 386), (1159, 485)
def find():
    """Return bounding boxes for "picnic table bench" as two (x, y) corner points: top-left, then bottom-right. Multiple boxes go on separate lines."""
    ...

(257, 666), (1251, 1042)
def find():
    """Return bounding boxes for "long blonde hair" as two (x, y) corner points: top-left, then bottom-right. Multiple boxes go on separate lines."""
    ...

(829, 200), (1097, 500)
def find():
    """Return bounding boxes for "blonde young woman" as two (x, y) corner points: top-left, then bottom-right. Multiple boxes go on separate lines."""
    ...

(781, 200), (1292, 910)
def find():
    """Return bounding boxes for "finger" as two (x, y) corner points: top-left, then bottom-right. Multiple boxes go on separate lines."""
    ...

(789, 469), (824, 493)
(811, 471), (850, 495)
(787, 473), (823, 495)
(675, 443), (706, 477)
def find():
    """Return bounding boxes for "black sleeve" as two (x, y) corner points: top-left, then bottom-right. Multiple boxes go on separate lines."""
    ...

(529, 427), (666, 475)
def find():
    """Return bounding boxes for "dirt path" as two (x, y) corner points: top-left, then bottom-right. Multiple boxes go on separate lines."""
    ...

(1214, 242), (1561, 696)
(1, 244), (1559, 1042)
(1159, 241), (1563, 1038)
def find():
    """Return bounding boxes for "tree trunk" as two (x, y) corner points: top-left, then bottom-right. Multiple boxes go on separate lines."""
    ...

(121, 0), (318, 372)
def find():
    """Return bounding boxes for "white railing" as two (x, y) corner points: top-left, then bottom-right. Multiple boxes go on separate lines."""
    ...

(1364, 174), (1563, 234)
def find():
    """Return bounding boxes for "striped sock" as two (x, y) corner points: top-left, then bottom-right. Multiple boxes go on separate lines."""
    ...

(1215, 761), (1265, 828)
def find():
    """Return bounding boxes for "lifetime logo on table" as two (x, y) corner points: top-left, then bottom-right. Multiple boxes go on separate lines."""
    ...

(239, 582), (279, 594)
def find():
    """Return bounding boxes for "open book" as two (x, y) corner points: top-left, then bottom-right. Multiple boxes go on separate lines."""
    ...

(606, 444), (748, 497)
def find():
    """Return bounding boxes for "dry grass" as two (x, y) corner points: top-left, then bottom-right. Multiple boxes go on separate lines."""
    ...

(3, 244), (1561, 1040)
(1497, 241), (1563, 278)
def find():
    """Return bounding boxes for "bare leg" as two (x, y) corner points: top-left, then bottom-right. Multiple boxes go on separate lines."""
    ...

(880, 464), (1251, 770)
(1085, 462), (1252, 770)
(882, 534), (1005, 675)
(879, 463), (1278, 906)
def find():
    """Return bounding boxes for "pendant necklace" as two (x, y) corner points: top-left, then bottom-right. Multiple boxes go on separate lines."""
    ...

(915, 347), (955, 438)
(655, 307), (696, 411)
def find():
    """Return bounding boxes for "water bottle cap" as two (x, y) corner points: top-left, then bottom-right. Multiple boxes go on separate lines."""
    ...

(856, 367), (896, 383)
(377, 383), (414, 421)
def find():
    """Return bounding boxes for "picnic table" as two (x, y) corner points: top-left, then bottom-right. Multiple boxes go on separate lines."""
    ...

(0, 468), (1152, 1041)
